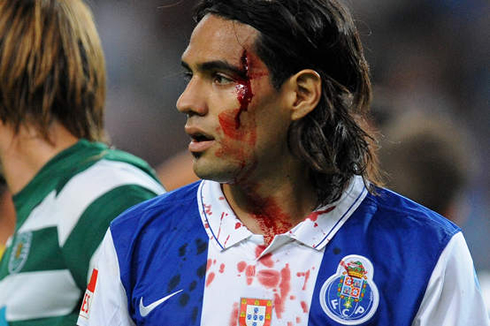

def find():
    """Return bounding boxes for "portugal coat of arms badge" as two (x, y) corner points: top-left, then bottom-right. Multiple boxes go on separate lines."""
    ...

(239, 298), (272, 326)
(319, 254), (379, 325)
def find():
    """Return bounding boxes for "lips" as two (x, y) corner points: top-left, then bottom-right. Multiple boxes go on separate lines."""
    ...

(185, 126), (215, 153)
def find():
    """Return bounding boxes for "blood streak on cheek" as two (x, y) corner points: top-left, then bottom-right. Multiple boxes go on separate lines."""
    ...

(218, 109), (249, 140)
(218, 50), (255, 141)
(235, 51), (254, 128)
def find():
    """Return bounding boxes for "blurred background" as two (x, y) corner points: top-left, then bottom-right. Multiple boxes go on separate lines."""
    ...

(85, 0), (488, 273)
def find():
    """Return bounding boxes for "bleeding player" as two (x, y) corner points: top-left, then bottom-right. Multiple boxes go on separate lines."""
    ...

(78, 0), (489, 325)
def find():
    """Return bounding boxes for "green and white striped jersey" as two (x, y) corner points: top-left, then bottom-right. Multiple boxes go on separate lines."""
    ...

(0, 139), (165, 326)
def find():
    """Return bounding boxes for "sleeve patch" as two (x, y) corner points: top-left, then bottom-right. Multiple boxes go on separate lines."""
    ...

(79, 269), (98, 320)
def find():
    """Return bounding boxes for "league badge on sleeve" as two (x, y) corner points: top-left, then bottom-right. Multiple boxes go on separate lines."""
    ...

(8, 231), (32, 274)
(239, 298), (272, 326)
(319, 255), (379, 325)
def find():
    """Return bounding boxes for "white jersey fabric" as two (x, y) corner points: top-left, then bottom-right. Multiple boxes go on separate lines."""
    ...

(78, 177), (490, 326)
(0, 140), (165, 326)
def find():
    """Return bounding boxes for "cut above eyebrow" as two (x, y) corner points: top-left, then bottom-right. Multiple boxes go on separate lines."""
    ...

(181, 60), (247, 79)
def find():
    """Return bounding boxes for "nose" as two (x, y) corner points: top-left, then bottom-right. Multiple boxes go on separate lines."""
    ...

(176, 77), (208, 117)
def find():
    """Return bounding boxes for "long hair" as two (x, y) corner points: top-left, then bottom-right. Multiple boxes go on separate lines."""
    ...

(194, 0), (381, 206)
(0, 0), (106, 141)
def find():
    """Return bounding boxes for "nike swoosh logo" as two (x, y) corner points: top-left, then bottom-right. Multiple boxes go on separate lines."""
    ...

(139, 289), (183, 317)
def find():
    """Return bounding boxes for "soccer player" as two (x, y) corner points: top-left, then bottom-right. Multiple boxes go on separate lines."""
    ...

(78, 0), (489, 325)
(0, 1), (165, 325)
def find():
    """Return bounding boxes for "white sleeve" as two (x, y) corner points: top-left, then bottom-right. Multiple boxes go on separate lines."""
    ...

(412, 232), (490, 326)
(77, 229), (136, 326)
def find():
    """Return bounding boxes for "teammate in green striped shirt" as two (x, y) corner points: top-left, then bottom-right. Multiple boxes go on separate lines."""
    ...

(0, 1), (165, 325)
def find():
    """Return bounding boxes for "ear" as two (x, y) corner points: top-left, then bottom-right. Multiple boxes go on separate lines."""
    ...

(286, 69), (322, 121)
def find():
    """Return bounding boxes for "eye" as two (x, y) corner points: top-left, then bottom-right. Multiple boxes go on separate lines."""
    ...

(182, 70), (193, 83)
(213, 73), (234, 85)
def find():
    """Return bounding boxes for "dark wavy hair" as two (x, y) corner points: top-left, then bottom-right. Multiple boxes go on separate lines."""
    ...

(194, 0), (380, 206)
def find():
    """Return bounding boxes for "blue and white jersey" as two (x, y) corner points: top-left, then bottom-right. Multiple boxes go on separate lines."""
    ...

(77, 176), (489, 326)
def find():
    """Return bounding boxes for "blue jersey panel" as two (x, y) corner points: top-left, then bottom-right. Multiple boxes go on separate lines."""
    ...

(308, 188), (459, 326)
(110, 182), (209, 326)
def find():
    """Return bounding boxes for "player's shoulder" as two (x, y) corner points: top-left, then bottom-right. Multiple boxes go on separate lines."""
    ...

(365, 186), (460, 237)
(110, 181), (201, 235)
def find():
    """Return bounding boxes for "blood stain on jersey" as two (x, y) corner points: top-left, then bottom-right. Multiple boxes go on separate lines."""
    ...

(189, 280), (197, 291)
(196, 262), (207, 278)
(297, 270), (311, 290)
(255, 245), (275, 268)
(300, 301), (308, 313)
(229, 302), (239, 326)
(167, 274), (181, 292)
(224, 234), (231, 246)
(206, 272), (215, 287)
(192, 306), (199, 323)
(195, 238), (207, 255)
(204, 203), (213, 215)
(257, 269), (280, 288)
(206, 258), (213, 272)
(237, 261), (247, 273)
(273, 264), (291, 318)
(178, 243), (188, 257)
(239, 298), (272, 326)
(246, 265), (255, 285)
(320, 254), (379, 325)
(307, 206), (336, 222)
(179, 293), (190, 307)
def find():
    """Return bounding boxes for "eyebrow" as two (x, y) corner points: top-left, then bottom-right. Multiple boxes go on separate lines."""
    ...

(181, 60), (247, 79)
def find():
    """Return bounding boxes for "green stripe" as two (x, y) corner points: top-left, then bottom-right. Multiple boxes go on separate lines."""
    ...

(0, 228), (64, 277)
(12, 139), (161, 229)
(63, 185), (158, 289)
(14, 228), (64, 273)
(13, 140), (109, 227)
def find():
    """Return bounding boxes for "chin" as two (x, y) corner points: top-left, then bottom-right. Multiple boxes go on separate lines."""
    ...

(193, 162), (241, 184)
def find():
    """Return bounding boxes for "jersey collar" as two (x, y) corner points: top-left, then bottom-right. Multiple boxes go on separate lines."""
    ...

(197, 176), (368, 252)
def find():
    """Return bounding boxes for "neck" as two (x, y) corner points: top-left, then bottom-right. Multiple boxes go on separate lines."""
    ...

(0, 123), (79, 194)
(222, 162), (317, 245)
(0, 189), (15, 243)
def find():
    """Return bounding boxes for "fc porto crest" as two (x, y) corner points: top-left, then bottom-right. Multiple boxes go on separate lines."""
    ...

(319, 255), (379, 325)
(239, 298), (272, 326)
(8, 232), (33, 274)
